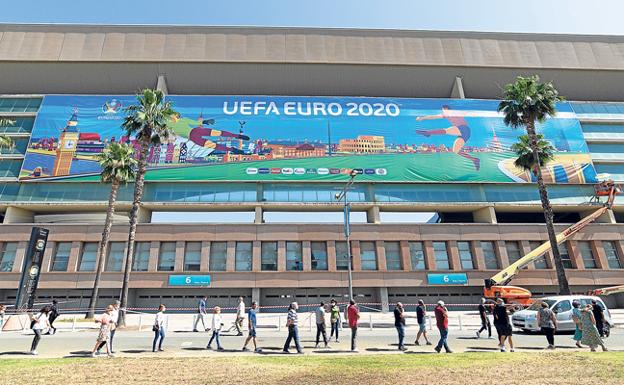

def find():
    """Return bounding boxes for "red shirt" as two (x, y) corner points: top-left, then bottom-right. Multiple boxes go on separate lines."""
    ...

(434, 305), (448, 329)
(347, 304), (359, 328)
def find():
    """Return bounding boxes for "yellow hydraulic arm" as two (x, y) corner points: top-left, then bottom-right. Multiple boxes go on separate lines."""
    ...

(591, 285), (624, 296)
(485, 182), (619, 289)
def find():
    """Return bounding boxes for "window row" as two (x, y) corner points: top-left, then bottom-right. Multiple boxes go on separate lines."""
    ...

(0, 239), (622, 273)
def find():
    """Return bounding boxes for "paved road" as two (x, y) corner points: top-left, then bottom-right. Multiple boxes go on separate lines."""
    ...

(1, 324), (621, 358)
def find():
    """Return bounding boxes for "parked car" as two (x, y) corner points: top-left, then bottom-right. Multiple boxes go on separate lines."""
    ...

(511, 295), (613, 336)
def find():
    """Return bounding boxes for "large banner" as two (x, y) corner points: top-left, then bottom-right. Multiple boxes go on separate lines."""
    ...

(20, 95), (597, 183)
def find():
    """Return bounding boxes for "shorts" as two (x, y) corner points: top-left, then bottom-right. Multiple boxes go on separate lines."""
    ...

(495, 324), (512, 337)
(248, 329), (256, 337)
(457, 124), (471, 142)
(418, 323), (427, 332)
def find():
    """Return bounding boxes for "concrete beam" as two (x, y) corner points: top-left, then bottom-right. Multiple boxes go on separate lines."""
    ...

(473, 206), (497, 224)
(581, 208), (616, 224)
(366, 206), (380, 224)
(451, 76), (465, 99)
(137, 207), (152, 223)
(254, 206), (264, 224)
(3, 206), (34, 224)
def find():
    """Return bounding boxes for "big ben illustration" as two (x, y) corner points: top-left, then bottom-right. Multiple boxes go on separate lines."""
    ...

(52, 110), (79, 176)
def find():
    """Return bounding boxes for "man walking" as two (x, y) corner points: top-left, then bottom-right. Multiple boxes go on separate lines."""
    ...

(394, 302), (407, 351)
(415, 299), (431, 346)
(242, 301), (261, 353)
(476, 298), (492, 339)
(591, 300), (605, 337)
(47, 299), (59, 335)
(282, 302), (303, 354)
(97, 300), (120, 354)
(347, 300), (360, 352)
(235, 297), (246, 336)
(434, 300), (452, 353)
(329, 299), (341, 343)
(193, 295), (209, 332)
(493, 298), (514, 352)
(314, 302), (329, 349)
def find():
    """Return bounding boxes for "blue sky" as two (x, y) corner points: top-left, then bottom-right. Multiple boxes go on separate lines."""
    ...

(2, 0), (624, 35)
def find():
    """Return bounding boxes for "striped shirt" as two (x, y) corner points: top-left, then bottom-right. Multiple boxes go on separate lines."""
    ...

(287, 309), (298, 326)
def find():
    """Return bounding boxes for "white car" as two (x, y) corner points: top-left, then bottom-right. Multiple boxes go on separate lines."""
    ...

(511, 295), (613, 335)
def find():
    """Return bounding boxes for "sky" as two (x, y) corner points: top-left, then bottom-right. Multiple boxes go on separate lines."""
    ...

(1, 0), (624, 35)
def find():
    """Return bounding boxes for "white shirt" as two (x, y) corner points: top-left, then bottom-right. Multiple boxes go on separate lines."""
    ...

(154, 311), (166, 329)
(110, 308), (119, 324)
(237, 302), (245, 317)
(212, 313), (222, 331)
(32, 312), (48, 330)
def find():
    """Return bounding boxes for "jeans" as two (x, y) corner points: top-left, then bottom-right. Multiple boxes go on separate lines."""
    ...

(478, 317), (492, 337)
(330, 321), (339, 341)
(152, 328), (165, 351)
(350, 327), (358, 351)
(98, 328), (116, 352)
(541, 327), (555, 346)
(283, 325), (302, 352)
(396, 324), (405, 348)
(208, 330), (222, 349)
(194, 313), (207, 331)
(315, 323), (328, 346)
(31, 329), (42, 351)
(596, 321), (605, 337)
(436, 327), (450, 352)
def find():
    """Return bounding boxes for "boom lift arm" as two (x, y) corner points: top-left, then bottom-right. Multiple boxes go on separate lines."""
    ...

(590, 285), (624, 296)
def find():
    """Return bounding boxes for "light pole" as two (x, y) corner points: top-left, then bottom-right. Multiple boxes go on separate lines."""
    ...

(335, 169), (362, 301)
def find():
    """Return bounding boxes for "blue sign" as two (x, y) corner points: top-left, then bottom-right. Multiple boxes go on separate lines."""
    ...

(427, 273), (468, 285)
(168, 275), (211, 286)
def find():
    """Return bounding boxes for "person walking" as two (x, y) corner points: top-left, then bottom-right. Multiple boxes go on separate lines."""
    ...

(207, 306), (224, 351)
(347, 300), (360, 352)
(492, 298), (514, 352)
(46, 300), (59, 335)
(152, 304), (167, 352)
(415, 300), (431, 346)
(476, 298), (492, 339)
(434, 300), (452, 353)
(193, 295), (209, 332)
(536, 301), (557, 350)
(235, 297), (246, 336)
(572, 300), (583, 348)
(242, 301), (261, 353)
(314, 302), (329, 348)
(29, 306), (51, 355)
(97, 300), (120, 355)
(581, 304), (608, 352)
(393, 302), (407, 351)
(591, 300), (606, 337)
(0, 304), (5, 333)
(282, 302), (303, 354)
(329, 299), (341, 343)
(90, 305), (114, 358)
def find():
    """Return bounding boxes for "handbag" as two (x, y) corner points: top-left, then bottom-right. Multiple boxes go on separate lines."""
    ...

(152, 324), (160, 332)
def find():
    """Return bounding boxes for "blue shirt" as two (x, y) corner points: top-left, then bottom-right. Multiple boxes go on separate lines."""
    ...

(248, 309), (257, 328)
(198, 299), (206, 313)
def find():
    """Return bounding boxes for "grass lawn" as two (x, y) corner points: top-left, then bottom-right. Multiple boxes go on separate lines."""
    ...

(1, 352), (622, 385)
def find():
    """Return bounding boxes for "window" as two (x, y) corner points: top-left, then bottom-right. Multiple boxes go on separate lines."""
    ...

(51, 242), (72, 271)
(578, 241), (597, 269)
(311, 241), (328, 270)
(335, 241), (350, 271)
(0, 242), (18, 272)
(0, 159), (21, 178)
(559, 243), (573, 269)
(158, 242), (176, 271)
(261, 242), (277, 271)
(235, 242), (253, 271)
(133, 242), (151, 272)
(105, 242), (126, 271)
(553, 300), (572, 313)
(184, 242), (202, 271)
(78, 242), (98, 271)
(209, 242), (227, 271)
(481, 241), (499, 270)
(530, 241), (548, 269)
(506, 241), (522, 265)
(457, 241), (474, 270)
(360, 241), (377, 270)
(286, 241), (303, 271)
(408, 242), (425, 270)
(603, 241), (622, 269)
(433, 242), (450, 270)
(384, 242), (402, 270)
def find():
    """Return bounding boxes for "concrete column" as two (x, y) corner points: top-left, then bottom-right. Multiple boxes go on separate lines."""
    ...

(327, 241), (337, 271)
(277, 241), (286, 272)
(448, 240), (462, 271)
(567, 241), (584, 269)
(472, 241), (485, 270)
(450, 76), (466, 99)
(379, 287), (390, 313)
(424, 241), (436, 270)
(226, 241), (236, 272)
(137, 207), (152, 223)
(200, 241), (210, 271)
(12, 241), (29, 273)
(400, 240), (411, 271)
(156, 74), (168, 94)
(148, 241), (160, 271)
(302, 241), (312, 271)
(174, 241), (185, 272)
(41, 241), (55, 272)
(252, 241), (261, 272)
(615, 241), (624, 268)
(376, 241), (387, 271)
(580, 208), (616, 224)
(495, 241), (509, 269)
(3, 206), (34, 224)
(366, 206), (380, 224)
(591, 241), (609, 270)
(351, 241), (362, 271)
(65, 241), (81, 272)
(519, 241), (535, 270)
(473, 206), (497, 224)
(252, 288), (261, 312)
(254, 206), (264, 224)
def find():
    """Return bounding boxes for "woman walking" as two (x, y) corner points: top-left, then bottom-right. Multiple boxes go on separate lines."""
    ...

(572, 301), (583, 348)
(29, 306), (51, 355)
(206, 306), (224, 351)
(152, 304), (167, 352)
(581, 304), (608, 352)
(536, 301), (557, 350)
(91, 305), (114, 358)
(329, 299), (340, 343)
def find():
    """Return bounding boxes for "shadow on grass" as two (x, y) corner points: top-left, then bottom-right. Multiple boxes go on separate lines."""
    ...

(0, 351), (31, 356)
(314, 350), (358, 354)
(122, 349), (150, 354)
(466, 346), (500, 351)
(365, 348), (402, 352)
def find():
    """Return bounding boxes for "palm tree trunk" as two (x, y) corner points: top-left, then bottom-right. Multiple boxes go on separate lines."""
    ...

(526, 120), (571, 295)
(86, 179), (119, 319)
(118, 139), (150, 326)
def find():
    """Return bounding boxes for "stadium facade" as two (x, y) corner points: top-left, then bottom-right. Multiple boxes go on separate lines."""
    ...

(0, 24), (624, 311)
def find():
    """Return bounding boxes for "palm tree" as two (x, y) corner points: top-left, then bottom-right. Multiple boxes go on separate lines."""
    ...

(0, 118), (15, 154)
(86, 143), (136, 319)
(511, 134), (555, 176)
(118, 89), (178, 325)
(498, 75), (570, 295)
